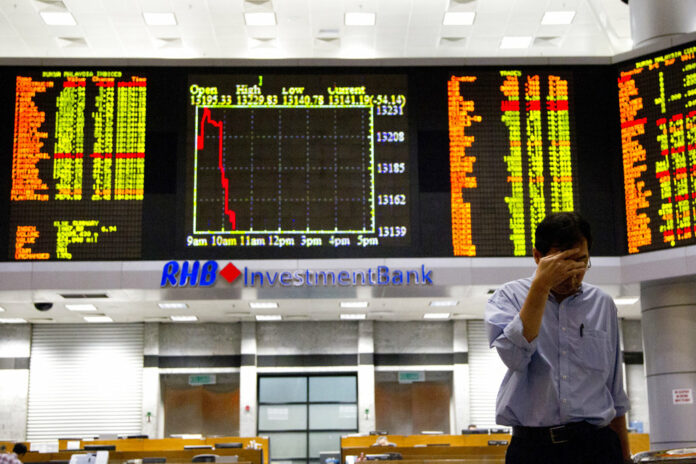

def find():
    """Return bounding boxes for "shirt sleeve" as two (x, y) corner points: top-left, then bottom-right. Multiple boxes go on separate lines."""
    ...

(607, 303), (630, 417)
(484, 287), (537, 372)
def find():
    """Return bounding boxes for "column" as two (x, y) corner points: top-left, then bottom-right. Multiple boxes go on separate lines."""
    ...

(452, 320), (470, 434)
(629, 0), (696, 48)
(142, 323), (162, 438)
(641, 276), (696, 448)
(239, 321), (258, 437)
(358, 321), (376, 433)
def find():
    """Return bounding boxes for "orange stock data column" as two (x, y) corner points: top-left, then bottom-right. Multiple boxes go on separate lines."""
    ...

(448, 76), (480, 257)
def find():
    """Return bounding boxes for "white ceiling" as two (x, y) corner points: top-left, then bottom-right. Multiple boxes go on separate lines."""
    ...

(0, 0), (632, 60)
(0, 0), (644, 325)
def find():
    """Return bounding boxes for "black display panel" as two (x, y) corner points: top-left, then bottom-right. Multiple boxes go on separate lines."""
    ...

(8, 70), (146, 260)
(447, 70), (579, 256)
(185, 74), (410, 253)
(618, 42), (696, 253)
(0, 63), (625, 261)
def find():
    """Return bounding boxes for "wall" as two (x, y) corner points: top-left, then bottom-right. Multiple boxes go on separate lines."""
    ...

(0, 325), (30, 440)
(0, 319), (648, 440)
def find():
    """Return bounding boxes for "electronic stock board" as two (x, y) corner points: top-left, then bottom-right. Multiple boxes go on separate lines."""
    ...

(3, 49), (682, 261)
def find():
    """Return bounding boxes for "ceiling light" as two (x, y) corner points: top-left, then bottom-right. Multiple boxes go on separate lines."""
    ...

(250, 301), (278, 309)
(443, 11), (475, 26)
(170, 315), (198, 322)
(500, 36), (532, 49)
(66, 304), (97, 312)
(158, 302), (189, 309)
(83, 316), (113, 323)
(0, 306), (5, 312)
(256, 314), (282, 321)
(143, 12), (177, 26)
(244, 12), (276, 26)
(40, 11), (77, 26)
(340, 301), (369, 309)
(423, 313), (451, 320)
(340, 313), (367, 320)
(0, 318), (27, 324)
(614, 297), (640, 305)
(345, 12), (375, 26)
(541, 11), (576, 25)
(429, 300), (459, 307)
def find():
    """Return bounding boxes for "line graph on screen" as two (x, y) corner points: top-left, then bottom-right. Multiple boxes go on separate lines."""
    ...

(192, 105), (376, 235)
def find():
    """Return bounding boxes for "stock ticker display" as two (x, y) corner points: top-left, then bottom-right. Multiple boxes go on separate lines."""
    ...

(448, 70), (578, 256)
(185, 74), (410, 253)
(8, 70), (146, 260)
(618, 43), (696, 253)
(7, 53), (691, 261)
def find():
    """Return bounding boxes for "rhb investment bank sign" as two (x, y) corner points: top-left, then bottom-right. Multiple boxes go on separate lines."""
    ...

(160, 261), (433, 288)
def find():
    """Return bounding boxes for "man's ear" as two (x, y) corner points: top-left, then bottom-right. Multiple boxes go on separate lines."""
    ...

(532, 248), (542, 264)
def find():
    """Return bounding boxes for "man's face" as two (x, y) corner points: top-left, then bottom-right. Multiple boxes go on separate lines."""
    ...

(543, 238), (590, 297)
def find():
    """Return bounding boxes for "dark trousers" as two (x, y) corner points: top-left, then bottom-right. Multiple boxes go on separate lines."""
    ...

(505, 426), (624, 464)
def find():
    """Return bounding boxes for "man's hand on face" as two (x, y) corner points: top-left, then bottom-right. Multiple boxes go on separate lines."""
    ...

(534, 248), (587, 294)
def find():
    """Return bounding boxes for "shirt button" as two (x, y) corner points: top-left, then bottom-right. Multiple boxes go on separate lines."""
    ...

(562, 399), (567, 404)
(562, 375), (567, 380)
(562, 327), (567, 332)
(561, 350), (567, 355)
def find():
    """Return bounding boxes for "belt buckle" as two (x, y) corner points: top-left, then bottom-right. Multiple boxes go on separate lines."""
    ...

(549, 425), (568, 444)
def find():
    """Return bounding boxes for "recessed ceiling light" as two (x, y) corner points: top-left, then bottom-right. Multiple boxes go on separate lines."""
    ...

(170, 315), (198, 322)
(500, 36), (532, 49)
(40, 11), (77, 26)
(66, 304), (97, 312)
(423, 313), (451, 320)
(345, 12), (375, 26)
(244, 12), (277, 26)
(158, 302), (189, 309)
(614, 297), (640, 305)
(83, 315), (113, 323)
(340, 313), (367, 320)
(256, 314), (282, 321)
(226, 311), (251, 317)
(443, 11), (475, 26)
(250, 301), (278, 309)
(0, 318), (27, 324)
(541, 11), (576, 25)
(340, 301), (369, 309)
(429, 300), (459, 307)
(143, 12), (177, 26)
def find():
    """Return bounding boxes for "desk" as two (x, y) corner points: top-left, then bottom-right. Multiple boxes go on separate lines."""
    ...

(341, 433), (651, 455)
(22, 448), (262, 464)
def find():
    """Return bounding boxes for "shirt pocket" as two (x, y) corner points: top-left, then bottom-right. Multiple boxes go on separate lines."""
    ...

(577, 328), (610, 373)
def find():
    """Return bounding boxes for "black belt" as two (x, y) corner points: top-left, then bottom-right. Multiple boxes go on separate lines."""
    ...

(512, 421), (601, 444)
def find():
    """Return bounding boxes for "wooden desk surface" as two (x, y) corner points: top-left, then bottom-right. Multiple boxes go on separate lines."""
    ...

(341, 432), (650, 455)
(22, 448), (262, 464)
(341, 445), (508, 464)
(55, 437), (268, 464)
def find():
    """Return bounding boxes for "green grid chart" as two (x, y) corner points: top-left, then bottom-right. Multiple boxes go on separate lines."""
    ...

(192, 104), (376, 235)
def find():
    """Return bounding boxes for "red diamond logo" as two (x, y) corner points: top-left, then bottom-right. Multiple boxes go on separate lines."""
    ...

(220, 263), (242, 283)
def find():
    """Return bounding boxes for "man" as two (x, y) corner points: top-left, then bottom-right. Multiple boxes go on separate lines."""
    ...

(484, 212), (631, 464)
(0, 443), (27, 464)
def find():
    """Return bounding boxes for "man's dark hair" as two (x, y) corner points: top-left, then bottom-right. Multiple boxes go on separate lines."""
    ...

(534, 212), (592, 255)
(12, 443), (27, 456)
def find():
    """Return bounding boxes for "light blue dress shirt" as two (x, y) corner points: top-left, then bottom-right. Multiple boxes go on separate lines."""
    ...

(484, 277), (629, 428)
